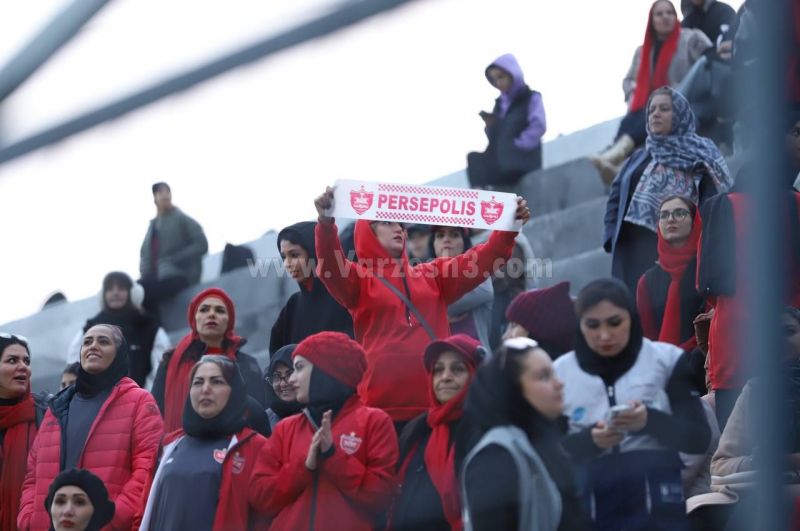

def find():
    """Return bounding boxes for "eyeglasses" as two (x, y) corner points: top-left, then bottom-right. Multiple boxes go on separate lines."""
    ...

(0, 332), (28, 346)
(658, 208), (691, 222)
(266, 371), (293, 386)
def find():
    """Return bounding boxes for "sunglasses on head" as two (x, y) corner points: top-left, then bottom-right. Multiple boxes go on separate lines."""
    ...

(0, 332), (28, 346)
(499, 337), (539, 369)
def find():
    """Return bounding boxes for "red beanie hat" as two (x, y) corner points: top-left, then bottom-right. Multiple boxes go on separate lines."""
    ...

(423, 334), (486, 373)
(505, 281), (577, 354)
(293, 332), (367, 389)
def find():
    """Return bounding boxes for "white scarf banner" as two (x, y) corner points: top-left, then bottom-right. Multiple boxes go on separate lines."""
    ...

(328, 179), (522, 231)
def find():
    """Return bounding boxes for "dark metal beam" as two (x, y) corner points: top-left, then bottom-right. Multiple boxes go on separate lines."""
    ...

(0, 0), (114, 103)
(0, 0), (419, 165)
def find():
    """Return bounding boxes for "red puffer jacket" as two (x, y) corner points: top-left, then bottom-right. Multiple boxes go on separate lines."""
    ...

(17, 378), (163, 531)
(316, 220), (516, 420)
(250, 397), (398, 530)
(139, 427), (271, 530)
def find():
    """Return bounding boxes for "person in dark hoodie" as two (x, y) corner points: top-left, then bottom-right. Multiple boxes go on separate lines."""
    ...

(390, 334), (485, 531)
(140, 355), (270, 530)
(151, 287), (266, 434)
(270, 221), (353, 354)
(461, 336), (588, 531)
(17, 325), (163, 531)
(554, 278), (709, 531)
(251, 332), (398, 530)
(67, 272), (169, 389)
(681, 0), (737, 46)
(263, 344), (303, 436)
(467, 53), (546, 189)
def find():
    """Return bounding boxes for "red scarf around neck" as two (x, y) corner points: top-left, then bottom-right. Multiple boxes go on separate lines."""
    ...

(0, 395), (37, 531)
(423, 369), (475, 531)
(657, 213), (702, 345)
(629, 3), (682, 113)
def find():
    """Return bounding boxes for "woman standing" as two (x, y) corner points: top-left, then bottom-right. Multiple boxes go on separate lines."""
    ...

(604, 87), (731, 293)
(152, 287), (265, 433)
(0, 333), (39, 531)
(429, 227), (494, 351)
(141, 355), (270, 530)
(637, 196), (705, 351)
(592, 0), (712, 182)
(18, 324), (164, 531)
(554, 279), (709, 530)
(461, 337), (588, 531)
(46, 469), (115, 531)
(252, 332), (398, 530)
(391, 334), (484, 531)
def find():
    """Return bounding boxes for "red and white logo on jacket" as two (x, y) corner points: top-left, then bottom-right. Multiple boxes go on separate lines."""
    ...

(213, 448), (228, 464)
(231, 452), (246, 474)
(339, 432), (363, 455)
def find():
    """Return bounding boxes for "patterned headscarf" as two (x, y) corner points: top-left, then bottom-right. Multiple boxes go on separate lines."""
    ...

(645, 87), (733, 191)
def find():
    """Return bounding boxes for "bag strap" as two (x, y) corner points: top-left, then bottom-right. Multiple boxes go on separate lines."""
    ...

(375, 276), (438, 340)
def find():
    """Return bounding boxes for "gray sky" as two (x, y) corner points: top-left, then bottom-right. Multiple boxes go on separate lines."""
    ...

(0, 0), (743, 325)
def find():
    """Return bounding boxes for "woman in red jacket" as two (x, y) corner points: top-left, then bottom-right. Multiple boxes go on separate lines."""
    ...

(251, 331), (398, 530)
(390, 334), (485, 531)
(0, 333), (40, 531)
(140, 355), (270, 530)
(18, 324), (164, 531)
(313, 187), (530, 425)
(151, 287), (266, 433)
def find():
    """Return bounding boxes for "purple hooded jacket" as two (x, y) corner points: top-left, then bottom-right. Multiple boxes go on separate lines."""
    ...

(485, 53), (546, 151)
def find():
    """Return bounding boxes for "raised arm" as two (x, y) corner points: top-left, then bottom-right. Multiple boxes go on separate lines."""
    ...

(314, 186), (361, 308)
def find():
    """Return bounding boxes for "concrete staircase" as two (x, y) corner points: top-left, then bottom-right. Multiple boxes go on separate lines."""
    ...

(5, 118), (619, 393)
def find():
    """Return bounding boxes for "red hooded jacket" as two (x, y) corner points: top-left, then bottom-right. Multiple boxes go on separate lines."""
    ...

(17, 378), (163, 531)
(250, 397), (398, 530)
(316, 220), (516, 420)
(139, 427), (271, 531)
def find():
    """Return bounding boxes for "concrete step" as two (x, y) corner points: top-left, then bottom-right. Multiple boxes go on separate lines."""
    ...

(539, 247), (612, 294)
(514, 158), (606, 217)
(523, 196), (607, 262)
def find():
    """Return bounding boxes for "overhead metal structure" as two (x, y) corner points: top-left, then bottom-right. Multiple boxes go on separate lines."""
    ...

(0, 0), (114, 103)
(0, 0), (418, 165)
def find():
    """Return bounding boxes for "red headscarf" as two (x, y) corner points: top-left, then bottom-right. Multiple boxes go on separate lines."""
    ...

(0, 394), (37, 531)
(657, 209), (702, 345)
(163, 287), (242, 432)
(629, 0), (682, 113)
(422, 335), (482, 531)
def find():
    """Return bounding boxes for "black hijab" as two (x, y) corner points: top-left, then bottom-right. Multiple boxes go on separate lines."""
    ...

(45, 468), (115, 531)
(573, 278), (644, 387)
(182, 357), (248, 439)
(304, 367), (355, 428)
(76, 326), (130, 397)
(265, 345), (303, 419)
(464, 346), (583, 522)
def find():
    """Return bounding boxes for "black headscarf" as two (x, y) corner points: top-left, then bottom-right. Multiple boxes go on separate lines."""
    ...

(464, 347), (582, 517)
(573, 278), (644, 387)
(45, 468), (115, 531)
(277, 221), (317, 262)
(76, 326), (130, 397)
(427, 225), (474, 259)
(305, 366), (355, 428)
(265, 344), (303, 419)
(182, 357), (248, 439)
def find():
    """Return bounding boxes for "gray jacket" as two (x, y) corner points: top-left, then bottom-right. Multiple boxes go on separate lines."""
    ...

(139, 207), (208, 283)
(462, 426), (562, 531)
(448, 278), (493, 352)
(622, 28), (712, 104)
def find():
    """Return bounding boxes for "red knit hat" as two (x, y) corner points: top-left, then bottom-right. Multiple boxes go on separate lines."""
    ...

(423, 334), (486, 373)
(505, 282), (577, 354)
(293, 332), (367, 389)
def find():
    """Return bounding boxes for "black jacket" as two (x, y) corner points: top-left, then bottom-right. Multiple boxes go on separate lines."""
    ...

(681, 0), (737, 44)
(270, 221), (353, 354)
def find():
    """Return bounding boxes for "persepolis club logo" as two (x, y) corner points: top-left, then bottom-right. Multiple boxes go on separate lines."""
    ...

(350, 185), (374, 215)
(480, 196), (504, 225)
(340, 432), (363, 455)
